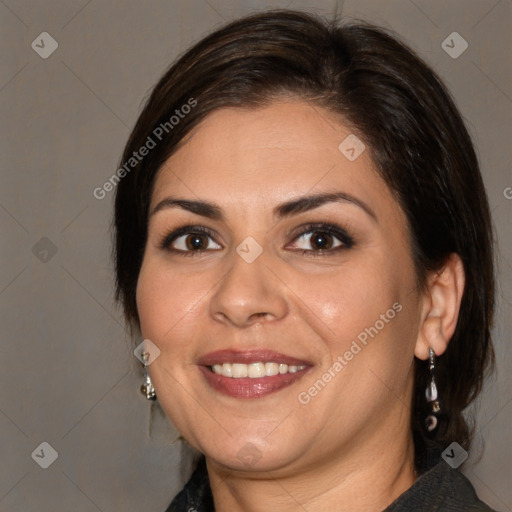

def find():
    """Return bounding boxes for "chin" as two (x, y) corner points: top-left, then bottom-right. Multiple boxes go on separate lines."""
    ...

(196, 430), (307, 473)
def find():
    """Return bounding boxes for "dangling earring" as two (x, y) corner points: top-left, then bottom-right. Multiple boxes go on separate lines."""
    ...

(140, 352), (157, 400)
(425, 348), (440, 431)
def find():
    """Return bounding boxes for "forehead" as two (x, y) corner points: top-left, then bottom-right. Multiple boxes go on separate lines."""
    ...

(150, 100), (394, 217)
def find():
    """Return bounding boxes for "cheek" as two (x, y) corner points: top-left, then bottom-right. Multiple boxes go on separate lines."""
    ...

(136, 263), (165, 338)
(136, 258), (227, 365)
(136, 261), (196, 343)
(295, 259), (401, 346)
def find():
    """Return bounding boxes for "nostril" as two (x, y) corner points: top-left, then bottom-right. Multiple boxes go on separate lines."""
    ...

(251, 312), (270, 322)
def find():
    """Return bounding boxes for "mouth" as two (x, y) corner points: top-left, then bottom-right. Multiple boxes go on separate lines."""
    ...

(197, 349), (312, 399)
(211, 361), (307, 377)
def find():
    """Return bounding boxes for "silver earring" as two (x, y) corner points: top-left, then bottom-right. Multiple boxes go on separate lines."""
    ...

(140, 352), (156, 400)
(425, 348), (440, 431)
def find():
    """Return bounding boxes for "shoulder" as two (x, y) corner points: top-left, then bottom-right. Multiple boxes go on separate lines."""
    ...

(384, 459), (497, 512)
(167, 453), (497, 512)
(165, 456), (213, 512)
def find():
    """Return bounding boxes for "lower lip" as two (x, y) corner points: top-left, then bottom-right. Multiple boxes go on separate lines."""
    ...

(199, 366), (310, 399)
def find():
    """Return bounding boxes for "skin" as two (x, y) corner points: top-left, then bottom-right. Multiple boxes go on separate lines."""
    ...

(136, 99), (465, 511)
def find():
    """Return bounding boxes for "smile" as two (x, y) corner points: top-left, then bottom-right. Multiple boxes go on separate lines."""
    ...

(211, 362), (307, 378)
(197, 349), (312, 399)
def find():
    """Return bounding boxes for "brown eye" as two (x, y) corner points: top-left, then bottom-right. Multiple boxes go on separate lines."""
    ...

(185, 233), (209, 250)
(310, 232), (335, 250)
(292, 230), (343, 252)
(287, 222), (355, 255)
(162, 227), (222, 253)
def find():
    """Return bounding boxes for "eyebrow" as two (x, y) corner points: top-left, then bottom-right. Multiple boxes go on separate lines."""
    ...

(149, 191), (377, 223)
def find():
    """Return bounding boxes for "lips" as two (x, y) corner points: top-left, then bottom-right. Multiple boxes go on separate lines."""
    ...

(197, 349), (311, 367)
(197, 349), (312, 399)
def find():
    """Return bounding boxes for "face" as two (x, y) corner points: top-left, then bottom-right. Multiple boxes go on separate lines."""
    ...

(136, 100), (424, 475)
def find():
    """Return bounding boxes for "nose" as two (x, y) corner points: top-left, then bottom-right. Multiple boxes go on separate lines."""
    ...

(209, 249), (288, 328)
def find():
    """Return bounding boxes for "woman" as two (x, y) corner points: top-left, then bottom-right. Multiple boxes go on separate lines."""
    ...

(113, 10), (496, 512)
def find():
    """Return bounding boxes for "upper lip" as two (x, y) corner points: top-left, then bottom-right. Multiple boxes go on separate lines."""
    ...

(197, 349), (312, 367)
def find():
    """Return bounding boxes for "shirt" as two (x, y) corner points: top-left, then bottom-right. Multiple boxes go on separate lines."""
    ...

(166, 443), (497, 512)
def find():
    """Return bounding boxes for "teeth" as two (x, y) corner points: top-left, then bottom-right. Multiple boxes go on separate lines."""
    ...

(232, 363), (248, 378)
(265, 362), (279, 376)
(248, 362), (265, 378)
(222, 363), (233, 378)
(211, 362), (306, 378)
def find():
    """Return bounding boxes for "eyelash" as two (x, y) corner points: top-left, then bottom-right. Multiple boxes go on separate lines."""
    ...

(159, 222), (355, 257)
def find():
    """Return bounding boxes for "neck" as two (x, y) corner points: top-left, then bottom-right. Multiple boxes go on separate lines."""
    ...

(207, 429), (417, 512)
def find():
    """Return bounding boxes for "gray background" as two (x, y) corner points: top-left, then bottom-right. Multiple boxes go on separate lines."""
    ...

(0, 0), (510, 510)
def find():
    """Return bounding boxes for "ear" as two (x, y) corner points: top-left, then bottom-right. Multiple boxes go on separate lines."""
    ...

(414, 253), (465, 360)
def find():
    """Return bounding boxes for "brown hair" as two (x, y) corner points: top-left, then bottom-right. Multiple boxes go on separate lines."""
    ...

(113, 10), (495, 468)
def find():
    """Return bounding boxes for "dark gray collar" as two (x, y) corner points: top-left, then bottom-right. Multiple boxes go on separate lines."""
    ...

(167, 442), (495, 512)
